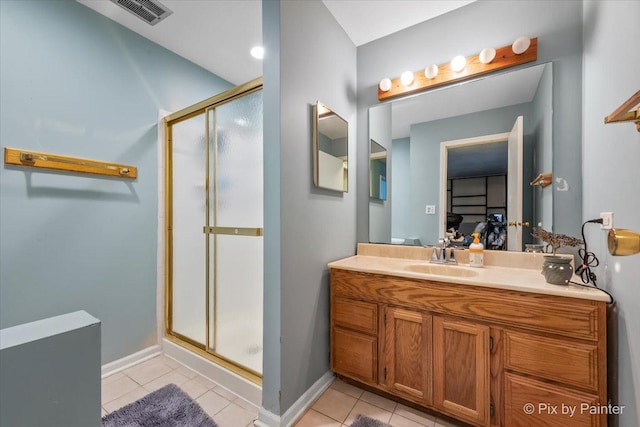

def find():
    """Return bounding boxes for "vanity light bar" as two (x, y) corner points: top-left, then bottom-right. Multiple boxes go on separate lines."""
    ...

(378, 37), (538, 101)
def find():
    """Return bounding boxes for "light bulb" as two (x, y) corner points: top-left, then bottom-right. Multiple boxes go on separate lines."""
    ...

(450, 55), (466, 73)
(479, 47), (496, 64)
(512, 36), (531, 55)
(379, 78), (392, 92)
(250, 46), (264, 59)
(425, 64), (439, 79)
(400, 71), (414, 86)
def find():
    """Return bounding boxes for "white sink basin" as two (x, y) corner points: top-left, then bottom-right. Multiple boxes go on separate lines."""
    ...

(404, 264), (479, 278)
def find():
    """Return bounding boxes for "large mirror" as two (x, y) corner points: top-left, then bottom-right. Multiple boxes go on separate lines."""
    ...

(368, 63), (554, 251)
(313, 101), (348, 192)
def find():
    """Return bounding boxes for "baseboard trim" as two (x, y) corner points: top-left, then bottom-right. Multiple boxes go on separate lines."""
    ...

(162, 338), (262, 406)
(254, 408), (280, 427)
(255, 370), (335, 427)
(101, 345), (162, 378)
(281, 370), (335, 426)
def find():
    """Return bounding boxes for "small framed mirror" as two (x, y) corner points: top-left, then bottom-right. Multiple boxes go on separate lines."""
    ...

(313, 101), (348, 192)
(369, 139), (387, 200)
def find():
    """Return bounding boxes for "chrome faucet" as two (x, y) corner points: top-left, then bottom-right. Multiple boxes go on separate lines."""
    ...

(430, 237), (457, 264)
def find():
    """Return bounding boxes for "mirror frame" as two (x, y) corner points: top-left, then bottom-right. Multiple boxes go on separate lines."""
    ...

(313, 101), (349, 192)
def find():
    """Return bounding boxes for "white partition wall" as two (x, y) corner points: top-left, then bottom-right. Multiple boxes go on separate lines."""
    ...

(0, 311), (101, 427)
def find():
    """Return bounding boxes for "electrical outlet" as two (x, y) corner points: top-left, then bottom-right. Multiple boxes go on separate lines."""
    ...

(600, 212), (613, 230)
(425, 205), (436, 215)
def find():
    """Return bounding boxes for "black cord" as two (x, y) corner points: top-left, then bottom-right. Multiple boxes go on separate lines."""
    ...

(568, 280), (614, 304)
(574, 220), (600, 285)
(569, 219), (615, 304)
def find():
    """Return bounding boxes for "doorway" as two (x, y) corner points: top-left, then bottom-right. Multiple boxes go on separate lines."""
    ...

(439, 116), (524, 251)
(164, 78), (263, 383)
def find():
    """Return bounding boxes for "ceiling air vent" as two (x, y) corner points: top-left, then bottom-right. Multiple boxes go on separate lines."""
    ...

(110, 0), (173, 26)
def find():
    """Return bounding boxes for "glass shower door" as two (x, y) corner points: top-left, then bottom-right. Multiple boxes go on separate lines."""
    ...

(170, 113), (207, 346)
(207, 90), (263, 374)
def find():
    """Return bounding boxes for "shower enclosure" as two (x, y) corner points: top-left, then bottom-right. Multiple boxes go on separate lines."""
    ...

(164, 78), (263, 382)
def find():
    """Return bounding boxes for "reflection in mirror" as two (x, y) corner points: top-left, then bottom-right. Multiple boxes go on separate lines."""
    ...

(369, 63), (556, 251)
(370, 140), (387, 201)
(313, 101), (348, 192)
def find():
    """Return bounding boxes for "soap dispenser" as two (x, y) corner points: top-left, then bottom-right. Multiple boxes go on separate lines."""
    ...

(469, 232), (484, 267)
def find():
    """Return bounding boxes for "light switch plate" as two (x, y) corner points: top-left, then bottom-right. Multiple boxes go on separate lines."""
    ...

(425, 205), (436, 215)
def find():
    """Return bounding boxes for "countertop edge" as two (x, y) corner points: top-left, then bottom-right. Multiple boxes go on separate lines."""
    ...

(328, 256), (610, 303)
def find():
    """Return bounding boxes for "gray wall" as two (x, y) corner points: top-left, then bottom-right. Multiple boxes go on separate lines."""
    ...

(583, 1), (640, 425)
(0, 0), (231, 363)
(369, 104), (392, 243)
(391, 138), (411, 240)
(263, 0), (357, 416)
(1, 311), (101, 427)
(262, 0), (282, 416)
(408, 103), (533, 246)
(357, 0), (584, 243)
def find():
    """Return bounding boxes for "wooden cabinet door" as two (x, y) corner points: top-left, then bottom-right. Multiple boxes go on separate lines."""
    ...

(332, 327), (377, 385)
(433, 316), (490, 426)
(383, 307), (432, 406)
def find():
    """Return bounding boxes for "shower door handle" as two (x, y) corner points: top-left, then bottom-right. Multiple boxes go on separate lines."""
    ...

(203, 226), (263, 236)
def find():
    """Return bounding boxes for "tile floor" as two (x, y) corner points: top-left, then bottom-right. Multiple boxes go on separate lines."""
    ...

(101, 354), (258, 427)
(295, 378), (465, 427)
(101, 356), (463, 427)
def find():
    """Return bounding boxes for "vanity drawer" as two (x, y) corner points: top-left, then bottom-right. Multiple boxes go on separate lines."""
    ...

(333, 298), (378, 335)
(505, 331), (598, 392)
(505, 373), (601, 427)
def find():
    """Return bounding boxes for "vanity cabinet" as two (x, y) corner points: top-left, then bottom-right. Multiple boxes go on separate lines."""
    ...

(330, 268), (609, 427)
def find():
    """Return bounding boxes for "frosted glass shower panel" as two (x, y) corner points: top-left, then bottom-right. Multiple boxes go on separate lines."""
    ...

(207, 90), (263, 374)
(214, 91), (263, 227)
(171, 114), (207, 345)
(215, 235), (263, 374)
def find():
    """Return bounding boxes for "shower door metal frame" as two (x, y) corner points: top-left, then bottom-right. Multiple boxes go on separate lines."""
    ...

(164, 77), (263, 385)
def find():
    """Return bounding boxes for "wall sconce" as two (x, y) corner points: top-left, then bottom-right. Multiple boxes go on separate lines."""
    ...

(450, 55), (466, 73)
(379, 78), (392, 92)
(530, 172), (552, 188)
(512, 36), (531, 54)
(425, 64), (439, 79)
(377, 37), (538, 101)
(604, 90), (640, 133)
(400, 71), (414, 86)
(608, 229), (640, 256)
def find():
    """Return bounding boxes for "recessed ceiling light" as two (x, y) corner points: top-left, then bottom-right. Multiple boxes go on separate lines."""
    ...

(250, 46), (264, 59)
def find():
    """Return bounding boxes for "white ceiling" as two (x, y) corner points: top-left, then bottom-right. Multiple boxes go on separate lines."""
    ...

(77, 0), (475, 85)
(323, 0), (475, 46)
(77, 0), (263, 85)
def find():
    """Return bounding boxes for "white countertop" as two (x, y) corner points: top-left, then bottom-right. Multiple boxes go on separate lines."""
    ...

(328, 255), (610, 302)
